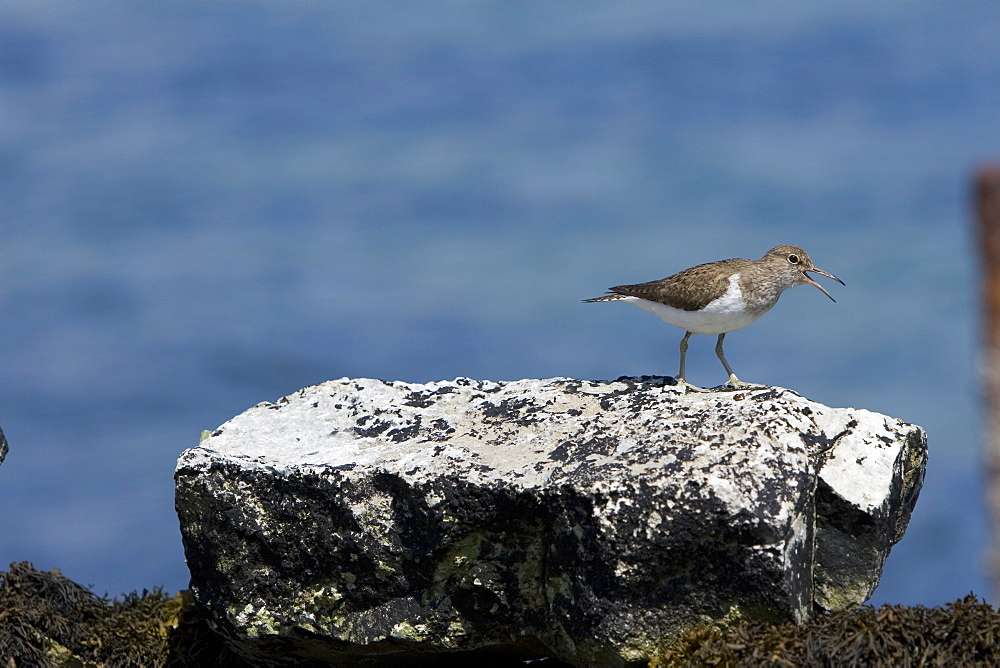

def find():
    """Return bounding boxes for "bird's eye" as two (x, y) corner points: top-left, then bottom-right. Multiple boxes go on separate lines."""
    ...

(788, 254), (799, 264)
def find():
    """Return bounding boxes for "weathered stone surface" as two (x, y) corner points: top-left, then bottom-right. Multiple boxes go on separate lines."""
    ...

(0, 425), (7, 466)
(174, 376), (926, 667)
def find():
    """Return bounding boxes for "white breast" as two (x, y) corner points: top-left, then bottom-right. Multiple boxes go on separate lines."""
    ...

(622, 273), (764, 335)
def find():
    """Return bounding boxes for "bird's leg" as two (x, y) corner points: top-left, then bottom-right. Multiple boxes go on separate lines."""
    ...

(715, 333), (738, 384)
(715, 333), (766, 390)
(676, 331), (708, 392)
(678, 331), (690, 380)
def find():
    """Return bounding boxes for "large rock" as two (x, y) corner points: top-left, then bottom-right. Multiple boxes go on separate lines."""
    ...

(174, 377), (926, 667)
(0, 426), (6, 466)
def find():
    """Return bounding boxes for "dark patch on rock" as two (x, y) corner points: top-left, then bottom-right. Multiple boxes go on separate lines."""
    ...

(480, 397), (533, 419)
(799, 430), (835, 451)
(403, 391), (436, 408)
(548, 441), (574, 461)
(354, 415), (392, 438)
(387, 417), (422, 443)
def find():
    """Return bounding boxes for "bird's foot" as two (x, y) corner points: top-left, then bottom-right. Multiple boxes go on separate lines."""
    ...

(672, 378), (711, 393)
(714, 375), (769, 392)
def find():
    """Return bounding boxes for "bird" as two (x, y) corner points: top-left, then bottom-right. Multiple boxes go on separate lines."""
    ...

(584, 245), (844, 391)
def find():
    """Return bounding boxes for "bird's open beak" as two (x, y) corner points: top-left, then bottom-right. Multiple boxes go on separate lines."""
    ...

(804, 267), (845, 302)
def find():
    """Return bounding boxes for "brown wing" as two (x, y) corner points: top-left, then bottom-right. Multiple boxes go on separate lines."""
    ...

(608, 258), (752, 311)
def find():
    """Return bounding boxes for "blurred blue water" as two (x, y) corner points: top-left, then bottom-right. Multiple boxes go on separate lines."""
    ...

(0, 1), (995, 604)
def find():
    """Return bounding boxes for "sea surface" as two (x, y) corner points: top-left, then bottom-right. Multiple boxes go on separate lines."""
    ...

(0, 1), (997, 605)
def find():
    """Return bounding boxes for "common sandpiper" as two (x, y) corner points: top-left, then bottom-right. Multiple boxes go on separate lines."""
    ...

(584, 245), (844, 391)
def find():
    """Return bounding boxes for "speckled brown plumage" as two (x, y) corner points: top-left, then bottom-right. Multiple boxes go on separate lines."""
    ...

(595, 257), (757, 311)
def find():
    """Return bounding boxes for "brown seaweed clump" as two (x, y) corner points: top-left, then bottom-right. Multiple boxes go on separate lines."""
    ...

(653, 594), (1000, 666)
(0, 561), (247, 667)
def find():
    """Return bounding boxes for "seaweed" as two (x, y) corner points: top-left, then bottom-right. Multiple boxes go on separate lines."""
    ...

(0, 562), (248, 667)
(653, 594), (1000, 666)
